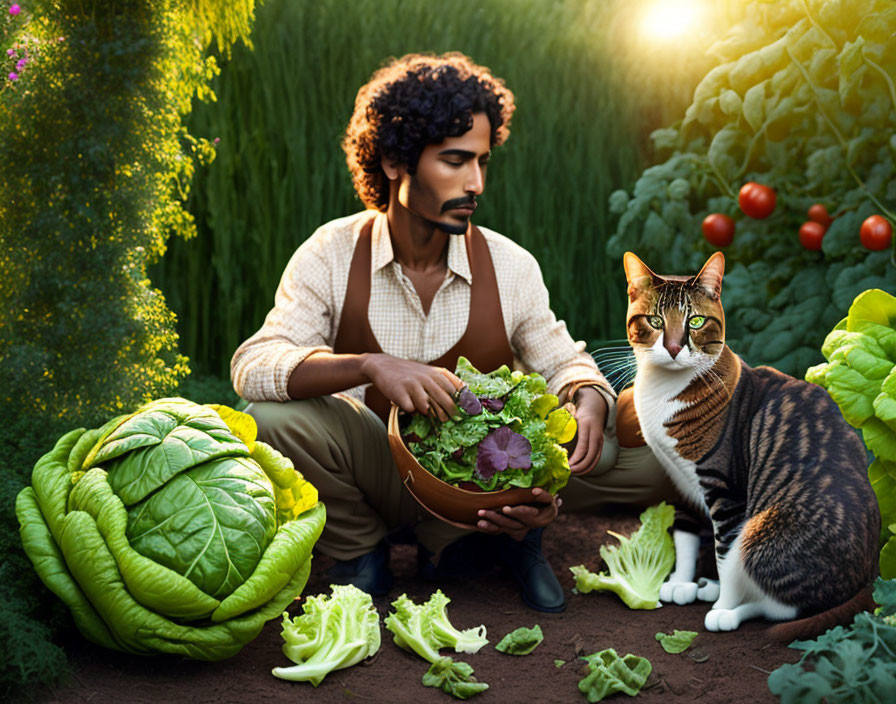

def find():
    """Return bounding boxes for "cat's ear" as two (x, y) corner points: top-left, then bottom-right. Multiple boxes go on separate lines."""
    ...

(623, 252), (657, 302)
(696, 252), (725, 300)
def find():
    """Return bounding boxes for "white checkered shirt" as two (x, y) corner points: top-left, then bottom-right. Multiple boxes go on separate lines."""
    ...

(231, 210), (614, 409)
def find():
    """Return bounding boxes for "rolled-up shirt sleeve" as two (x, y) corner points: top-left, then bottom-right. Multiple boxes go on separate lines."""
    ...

(507, 249), (615, 410)
(231, 231), (335, 402)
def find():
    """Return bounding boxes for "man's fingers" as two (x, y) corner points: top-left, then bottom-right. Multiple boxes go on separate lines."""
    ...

(425, 380), (458, 420)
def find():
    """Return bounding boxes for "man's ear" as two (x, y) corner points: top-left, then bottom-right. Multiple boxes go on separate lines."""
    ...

(381, 157), (402, 181)
(623, 252), (657, 302)
(695, 252), (725, 300)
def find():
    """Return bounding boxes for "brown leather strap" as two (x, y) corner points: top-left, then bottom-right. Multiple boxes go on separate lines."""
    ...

(333, 217), (513, 423)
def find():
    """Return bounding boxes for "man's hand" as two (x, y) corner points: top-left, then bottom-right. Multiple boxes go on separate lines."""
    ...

(361, 353), (463, 422)
(567, 386), (607, 476)
(455, 488), (561, 542)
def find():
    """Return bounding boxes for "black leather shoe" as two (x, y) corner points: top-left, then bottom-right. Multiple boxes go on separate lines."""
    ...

(326, 540), (393, 596)
(498, 528), (566, 613)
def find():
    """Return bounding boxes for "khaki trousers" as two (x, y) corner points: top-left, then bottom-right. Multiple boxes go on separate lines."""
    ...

(246, 394), (680, 561)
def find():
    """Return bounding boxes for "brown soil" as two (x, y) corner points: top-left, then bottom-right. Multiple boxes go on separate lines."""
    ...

(27, 510), (798, 704)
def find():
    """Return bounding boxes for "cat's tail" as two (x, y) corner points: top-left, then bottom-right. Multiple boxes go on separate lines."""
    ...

(766, 585), (876, 642)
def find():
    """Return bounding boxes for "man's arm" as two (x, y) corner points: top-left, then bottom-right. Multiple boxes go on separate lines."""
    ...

(287, 351), (463, 423)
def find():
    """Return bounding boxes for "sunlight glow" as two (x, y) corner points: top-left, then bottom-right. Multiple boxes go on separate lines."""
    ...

(641, 0), (706, 41)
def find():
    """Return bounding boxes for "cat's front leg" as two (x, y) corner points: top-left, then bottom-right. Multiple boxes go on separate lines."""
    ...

(659, 529), (702, 605)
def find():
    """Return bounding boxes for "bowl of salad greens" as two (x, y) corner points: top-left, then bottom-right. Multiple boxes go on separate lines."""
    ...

(387, 357), (578, 525)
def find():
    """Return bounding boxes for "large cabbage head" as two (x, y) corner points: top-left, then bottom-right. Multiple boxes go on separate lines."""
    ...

(15, 397), (325, 660)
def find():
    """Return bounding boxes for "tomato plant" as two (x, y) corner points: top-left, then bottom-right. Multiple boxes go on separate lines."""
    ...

(738, 182), (776, 219)
(701, 213), (735, 247)
(798, 221), (825, 251)
(807, 204), (833, 229)
(860, 215), (893, 251)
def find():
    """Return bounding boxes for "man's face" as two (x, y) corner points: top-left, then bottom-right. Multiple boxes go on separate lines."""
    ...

(394, 112), (491, 235)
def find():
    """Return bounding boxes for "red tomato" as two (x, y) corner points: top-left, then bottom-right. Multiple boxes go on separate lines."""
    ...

(702, 213), (735, 247)
(807, 204), (833, 228)
(738, 182), (776, 219)
(799, 221), (825, 251)
(860, 215), (893, 251)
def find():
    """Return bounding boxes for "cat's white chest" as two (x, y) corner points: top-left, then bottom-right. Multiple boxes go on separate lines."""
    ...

(633, 367), (707, 512)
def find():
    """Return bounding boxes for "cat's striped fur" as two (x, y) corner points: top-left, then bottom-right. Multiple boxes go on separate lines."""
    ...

(623, 251), (879, 634)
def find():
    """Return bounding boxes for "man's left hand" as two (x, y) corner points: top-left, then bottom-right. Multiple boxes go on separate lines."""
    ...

(473, 487), (561, 542)
(567, 386), (607, 476)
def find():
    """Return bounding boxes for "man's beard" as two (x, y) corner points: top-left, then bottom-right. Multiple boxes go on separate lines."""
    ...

(432, 196), (476, 234)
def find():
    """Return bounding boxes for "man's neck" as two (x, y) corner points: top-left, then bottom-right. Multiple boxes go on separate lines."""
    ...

(385, 205), (453, 273)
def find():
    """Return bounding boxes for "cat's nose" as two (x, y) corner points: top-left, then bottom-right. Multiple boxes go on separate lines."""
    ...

(664, 341), (683, 359)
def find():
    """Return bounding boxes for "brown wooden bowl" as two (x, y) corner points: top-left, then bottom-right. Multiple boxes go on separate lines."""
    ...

(387, 404), (535, 525)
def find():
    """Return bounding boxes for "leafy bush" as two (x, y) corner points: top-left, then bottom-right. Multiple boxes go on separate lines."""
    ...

(607, 0), (896, 377)
(0, 0), (259, 694)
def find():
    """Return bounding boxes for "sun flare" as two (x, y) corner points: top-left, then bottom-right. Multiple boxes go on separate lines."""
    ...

(641, 0), (706, 41)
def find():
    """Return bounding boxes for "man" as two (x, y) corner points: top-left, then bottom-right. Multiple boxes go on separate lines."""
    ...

(232, 52), (676, 613)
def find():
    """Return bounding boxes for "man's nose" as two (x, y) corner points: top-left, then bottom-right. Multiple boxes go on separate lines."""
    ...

(465, 163), (484, 194)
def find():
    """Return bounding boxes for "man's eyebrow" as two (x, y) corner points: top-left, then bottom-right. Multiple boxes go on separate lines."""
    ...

(437, 148), (490, 159)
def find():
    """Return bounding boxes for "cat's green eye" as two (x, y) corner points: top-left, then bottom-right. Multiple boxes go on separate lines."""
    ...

(647, 315), (664, 329)
(688, 316), (706, 329)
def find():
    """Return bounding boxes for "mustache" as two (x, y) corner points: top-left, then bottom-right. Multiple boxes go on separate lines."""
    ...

(441, 196), (477, 213)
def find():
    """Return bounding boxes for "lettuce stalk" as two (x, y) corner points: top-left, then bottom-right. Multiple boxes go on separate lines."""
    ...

(272, 584), (381, 685)
(570, 503), (675, 610)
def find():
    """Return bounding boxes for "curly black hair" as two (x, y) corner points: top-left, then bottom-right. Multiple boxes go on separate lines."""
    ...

(342, 52), (516, 211)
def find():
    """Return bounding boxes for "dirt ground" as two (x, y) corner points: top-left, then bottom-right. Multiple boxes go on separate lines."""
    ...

(26, 510), (799, 704)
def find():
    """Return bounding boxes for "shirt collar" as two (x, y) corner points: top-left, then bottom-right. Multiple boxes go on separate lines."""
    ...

(371, 211), (473, 284)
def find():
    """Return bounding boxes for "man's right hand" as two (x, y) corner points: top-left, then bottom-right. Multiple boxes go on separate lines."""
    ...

(361, 353), (463, 422)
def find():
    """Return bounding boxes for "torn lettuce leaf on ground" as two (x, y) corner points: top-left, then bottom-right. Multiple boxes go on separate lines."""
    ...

(655, 630), (698, 654)
(495, 625), (544, 655)
(569, 502), (675, 609)
(271, 584), (381, 685)
(578, 648), (652, 703)
(422, 657), (489, 700)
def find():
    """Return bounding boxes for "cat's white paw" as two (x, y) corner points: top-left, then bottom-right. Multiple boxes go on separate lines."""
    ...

(696, 578), (720, 602)
(704, 608), (742, 632)
(659, 581), (699, 605)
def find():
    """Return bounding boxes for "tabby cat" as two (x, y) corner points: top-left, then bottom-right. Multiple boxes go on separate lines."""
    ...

(623, 251), (879, 634)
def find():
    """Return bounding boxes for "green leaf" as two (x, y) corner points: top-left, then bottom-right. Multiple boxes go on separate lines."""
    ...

(545, 408), (576, 443)
(879, 535), (896, 580)
(578, 648), (652, 702)
(655, 630), (698, 654)
(495, 625), (543, 655)
(126, 457), (277, 600)
(422, 657), (489, 700)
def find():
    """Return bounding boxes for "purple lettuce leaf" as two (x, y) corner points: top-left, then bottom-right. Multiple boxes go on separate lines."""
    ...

(476, 427), (532, 480)
(481, 398), (505, 412)
(456, 387), (483, 416)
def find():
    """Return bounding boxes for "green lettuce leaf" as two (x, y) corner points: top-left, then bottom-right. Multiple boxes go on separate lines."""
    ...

(655, 630), (698, 654)
(422, 657), (489, 700)
(495, 625), (543, 655)
(578, 648), (652, 702)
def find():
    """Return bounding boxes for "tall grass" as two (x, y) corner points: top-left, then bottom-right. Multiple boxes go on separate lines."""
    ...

(152, 0), (720, 377)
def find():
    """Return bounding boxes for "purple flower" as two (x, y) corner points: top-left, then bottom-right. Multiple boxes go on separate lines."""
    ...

(456, 387), (482, 415)
(9, 4), (21, 16)
(213, 137), (220, 144)
(481, 397), (505, 412)
(476, 427), (532, 480)
(15, 58), (26, 71)
(8, 72), (17, 81)
(6, 49), (15, 57)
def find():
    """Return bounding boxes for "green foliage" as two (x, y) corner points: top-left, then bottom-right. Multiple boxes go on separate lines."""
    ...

(578, 648), (652, 702)
(0, 0), (259, 693)
(767, 577), (896, 703)
(272, 584), (381, 686)
(570, 502), (675, 610)
(607, 0), (896, 377)
(422, 657), (489, 700)
(152, 0), (723, 377)
(806, 288), (896, 577)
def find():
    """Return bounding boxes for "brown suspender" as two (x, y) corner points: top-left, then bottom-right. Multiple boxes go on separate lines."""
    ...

(333, 216), (514, 423)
